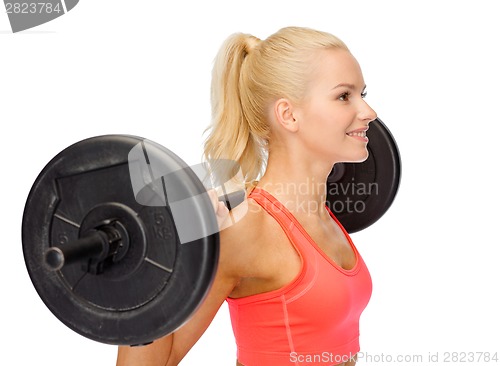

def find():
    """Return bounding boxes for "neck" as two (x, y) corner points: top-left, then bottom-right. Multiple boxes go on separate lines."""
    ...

(257, 150), (336, 219)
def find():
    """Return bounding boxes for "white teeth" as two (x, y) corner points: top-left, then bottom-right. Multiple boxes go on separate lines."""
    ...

(347, 131), (366, 137)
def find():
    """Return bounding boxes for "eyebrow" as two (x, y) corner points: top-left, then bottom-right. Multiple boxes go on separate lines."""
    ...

(331, 83), (367, 91)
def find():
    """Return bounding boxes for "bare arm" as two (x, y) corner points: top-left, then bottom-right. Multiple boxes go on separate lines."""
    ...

(116, 191), (244, 366)
(116, 336), (173, 366)
(116, 265), (239, 366)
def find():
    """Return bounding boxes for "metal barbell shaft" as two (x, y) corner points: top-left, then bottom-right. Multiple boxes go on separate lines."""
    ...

(45, 231), (109, 271)
(45, 190), (246, 272)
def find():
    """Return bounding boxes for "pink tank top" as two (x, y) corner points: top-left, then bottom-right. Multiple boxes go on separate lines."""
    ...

(226, 187), (372, 365)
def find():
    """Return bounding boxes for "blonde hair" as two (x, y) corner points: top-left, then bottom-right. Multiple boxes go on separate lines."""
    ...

(203, 26), (349, 187)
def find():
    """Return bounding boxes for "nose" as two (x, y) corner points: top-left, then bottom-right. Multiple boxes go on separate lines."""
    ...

(359, 100), (377, 124)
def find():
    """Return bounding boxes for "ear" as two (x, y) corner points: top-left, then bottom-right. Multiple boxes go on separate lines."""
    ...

(274, 98), (299, 133)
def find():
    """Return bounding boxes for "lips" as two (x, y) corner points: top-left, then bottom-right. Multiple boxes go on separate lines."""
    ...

(346, 127), (369, 138)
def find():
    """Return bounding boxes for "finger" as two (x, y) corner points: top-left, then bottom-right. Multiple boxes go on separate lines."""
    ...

(215, 201), (229, 219)
(206, 189), (218, 211)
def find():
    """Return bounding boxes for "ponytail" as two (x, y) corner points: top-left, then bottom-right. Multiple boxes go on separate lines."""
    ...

(204, 33), (267, 188)
(203, 27), (349, 188)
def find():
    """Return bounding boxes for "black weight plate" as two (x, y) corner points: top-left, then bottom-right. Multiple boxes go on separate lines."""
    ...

(326, 118), (401, 233)
(22, 135), (219, 345)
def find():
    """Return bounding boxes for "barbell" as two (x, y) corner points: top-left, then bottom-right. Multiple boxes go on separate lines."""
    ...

(21, 118), (401, 346)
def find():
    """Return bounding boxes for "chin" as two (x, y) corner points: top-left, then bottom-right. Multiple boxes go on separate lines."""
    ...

(330, 147), (369, 165)
(356, 152), (370, 163)
(346, 149), (370, 164)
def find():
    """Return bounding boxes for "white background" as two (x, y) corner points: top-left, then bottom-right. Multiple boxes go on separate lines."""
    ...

(2, 1), (499, 365)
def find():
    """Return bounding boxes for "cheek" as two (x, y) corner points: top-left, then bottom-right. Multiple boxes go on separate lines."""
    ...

(298, 101), (350, 141)
(314, 101), (349, 128)
(304, 102), (336, 128)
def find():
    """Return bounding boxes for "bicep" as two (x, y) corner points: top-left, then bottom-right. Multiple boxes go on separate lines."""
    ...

(168, 266), (239, 364)
(116, 248), (240, 366)
(167, 222), (248, 363)
(115, 205), (254, 366)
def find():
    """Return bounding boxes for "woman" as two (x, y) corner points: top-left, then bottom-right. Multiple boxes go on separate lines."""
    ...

(117, 26), (376, 366)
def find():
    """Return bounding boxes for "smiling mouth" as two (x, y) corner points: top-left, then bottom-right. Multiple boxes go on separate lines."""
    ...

(346, 131), (367, 138)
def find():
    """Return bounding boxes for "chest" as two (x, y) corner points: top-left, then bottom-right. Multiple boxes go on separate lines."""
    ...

(297, 214), (357, 271)
(230, 213), (358, 299)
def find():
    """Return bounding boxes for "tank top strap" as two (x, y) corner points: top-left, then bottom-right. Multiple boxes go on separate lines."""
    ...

(248, 186), (293, 227)
(247, 187), (315, 254)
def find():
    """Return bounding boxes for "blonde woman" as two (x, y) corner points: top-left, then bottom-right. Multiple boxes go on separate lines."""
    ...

(117, 26), (376, 366)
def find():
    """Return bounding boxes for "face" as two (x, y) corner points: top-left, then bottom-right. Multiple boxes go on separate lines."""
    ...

(293, 49), (377, 164)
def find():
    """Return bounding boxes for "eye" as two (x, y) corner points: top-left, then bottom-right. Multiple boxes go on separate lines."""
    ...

(361, 90), (368, 99)
(339, 92), (350, 101)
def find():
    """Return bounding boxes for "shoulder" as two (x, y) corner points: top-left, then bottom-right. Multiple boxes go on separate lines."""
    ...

(217, 195), (286, 278)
